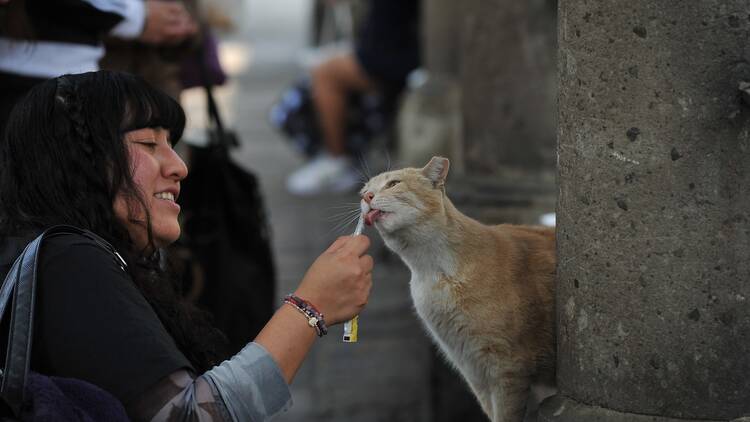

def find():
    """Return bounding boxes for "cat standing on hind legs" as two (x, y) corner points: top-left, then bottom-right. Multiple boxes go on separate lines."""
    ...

(360, 156), (557, 422)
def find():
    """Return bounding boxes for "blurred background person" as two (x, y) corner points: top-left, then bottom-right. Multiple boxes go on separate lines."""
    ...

(285, 0), (421, 196)
(100, 0), (204, 100)
(0, 0), (197, 134)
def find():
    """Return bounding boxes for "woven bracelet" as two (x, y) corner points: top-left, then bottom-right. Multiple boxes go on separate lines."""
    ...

(284, 294), (328, 337)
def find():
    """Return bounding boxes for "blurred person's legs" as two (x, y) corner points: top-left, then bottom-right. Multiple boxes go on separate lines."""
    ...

(314, 53), (374, 156)
(286, 53), (374, 196)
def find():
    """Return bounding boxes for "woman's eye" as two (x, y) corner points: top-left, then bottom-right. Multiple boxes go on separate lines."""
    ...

(137, 142), (158, 150)
(385, 180), (400, 189)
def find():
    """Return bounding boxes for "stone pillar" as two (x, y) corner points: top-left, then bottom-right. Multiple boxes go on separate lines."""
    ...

(541, 1), (750, 421)
(423, 0), (460, 76)
(460, 0), (557, 180)
(448, 0), (558, 226)
(396, 0), (463, 171)
(400, 0), (557, 195)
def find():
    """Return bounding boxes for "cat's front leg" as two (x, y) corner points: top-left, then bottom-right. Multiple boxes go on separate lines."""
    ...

(490, 375), (531, 422)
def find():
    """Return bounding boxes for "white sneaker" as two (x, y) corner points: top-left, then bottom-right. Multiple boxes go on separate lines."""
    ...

(539, 212), (556, 227)
(286, 154), (361, 196)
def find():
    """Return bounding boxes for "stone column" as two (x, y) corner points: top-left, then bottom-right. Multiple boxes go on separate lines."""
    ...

(447, 0), (558, 226)
(396, 0), (463, 170)
(460, 0), (557, 181)
(423, 0), (460, 76)
(541, 1), (750, 421)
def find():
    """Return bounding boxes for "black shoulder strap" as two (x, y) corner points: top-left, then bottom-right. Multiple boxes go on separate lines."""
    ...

(0, 225), (124, 416)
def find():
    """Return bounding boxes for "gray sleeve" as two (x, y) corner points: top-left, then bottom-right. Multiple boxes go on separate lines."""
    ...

(204, 342), (293, 422)
(126, 343), (291, 422)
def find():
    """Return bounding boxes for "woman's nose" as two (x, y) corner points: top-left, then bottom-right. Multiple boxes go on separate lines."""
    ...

(363, 192), (374, 203)
(164, 149), (188, 180)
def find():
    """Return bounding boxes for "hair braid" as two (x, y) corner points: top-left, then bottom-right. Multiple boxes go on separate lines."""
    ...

(54, 77), (110, 220)
(55, 77), (94, 155)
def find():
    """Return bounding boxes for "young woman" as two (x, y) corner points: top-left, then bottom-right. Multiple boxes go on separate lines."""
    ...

(0, 71), (373, 421)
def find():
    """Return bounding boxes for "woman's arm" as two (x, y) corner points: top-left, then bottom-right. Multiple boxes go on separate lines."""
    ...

(256, 234), (373, 382)
(126, 235), (373, 421)
(127, 341), (291, 422)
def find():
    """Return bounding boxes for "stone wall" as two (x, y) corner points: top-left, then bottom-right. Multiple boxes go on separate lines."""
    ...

(460, 0), (557, 181)
(541, 1), (750, 420)
(402, 0), (558, 225)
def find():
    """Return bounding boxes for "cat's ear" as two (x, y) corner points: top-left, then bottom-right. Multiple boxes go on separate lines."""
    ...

(421, 156), (450, 187)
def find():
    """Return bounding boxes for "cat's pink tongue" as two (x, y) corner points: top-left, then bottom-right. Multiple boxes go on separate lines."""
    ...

(364, 209), (382, 226)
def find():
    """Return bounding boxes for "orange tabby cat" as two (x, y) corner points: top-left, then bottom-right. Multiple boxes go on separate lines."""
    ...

(360, 157), (556, 422)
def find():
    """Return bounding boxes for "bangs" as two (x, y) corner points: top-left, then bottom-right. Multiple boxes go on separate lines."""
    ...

(117, 75), (186, 145)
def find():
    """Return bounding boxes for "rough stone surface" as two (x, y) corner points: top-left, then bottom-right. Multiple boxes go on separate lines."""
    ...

(556, 0), (750, 419)
(460, 0), (557, 179)
(538, 395), (718, 422)
(449, 176), (556, 226)
(401, 0), (463, 174)
(396, 74), (463, 171)
(423, 0), (460, 76)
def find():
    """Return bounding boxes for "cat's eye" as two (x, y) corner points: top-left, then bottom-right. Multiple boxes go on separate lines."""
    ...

(385, 180), (400, 189)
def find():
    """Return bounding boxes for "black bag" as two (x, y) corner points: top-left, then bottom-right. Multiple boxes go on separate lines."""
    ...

(0, 226), (130, 421)
(268, 76), (397, 157)
(176, 83), (276, 355)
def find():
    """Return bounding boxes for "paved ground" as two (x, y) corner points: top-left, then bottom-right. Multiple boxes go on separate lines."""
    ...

(182, 1), (441, 420)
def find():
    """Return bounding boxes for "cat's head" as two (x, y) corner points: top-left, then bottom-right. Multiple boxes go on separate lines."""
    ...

(360, 156), (450, 234)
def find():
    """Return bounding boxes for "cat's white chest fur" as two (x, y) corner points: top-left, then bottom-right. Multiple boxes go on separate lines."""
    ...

(409, 270), (486, 386)
(409, 271), (454, 328)
(382, 232), (476, 375)
(410, 272), (452, 335)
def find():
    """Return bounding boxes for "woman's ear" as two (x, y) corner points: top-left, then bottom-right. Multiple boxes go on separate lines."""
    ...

(421, 156), (450, 187)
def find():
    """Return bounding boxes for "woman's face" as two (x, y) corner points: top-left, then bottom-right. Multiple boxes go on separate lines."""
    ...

(114, 127), (188, 250)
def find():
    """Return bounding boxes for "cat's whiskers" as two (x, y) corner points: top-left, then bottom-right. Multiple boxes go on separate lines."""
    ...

(352, 166), (370, 185)
(328, 217), (359, 233)
(351, 156), (372, 185)
(327, 207), (365, 235)
(326, 206), (362, 222)
(325, 202), (362, 211)
(357, 154), (373, 181)
(325, 205), (363, 225)
(329, 216), (364, 235)
(325, 210), (362, 223)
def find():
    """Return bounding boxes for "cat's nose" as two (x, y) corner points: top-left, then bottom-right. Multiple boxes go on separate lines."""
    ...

(363, 192), (374, 203)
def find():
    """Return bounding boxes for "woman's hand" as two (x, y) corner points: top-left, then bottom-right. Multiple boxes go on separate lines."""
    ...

(140, 0), (198, 45)
(294, 235), (373, 325)
(254, 235), (372, 382)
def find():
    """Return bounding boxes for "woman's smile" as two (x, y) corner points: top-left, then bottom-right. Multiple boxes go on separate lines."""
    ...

(153, 189), (180, 211)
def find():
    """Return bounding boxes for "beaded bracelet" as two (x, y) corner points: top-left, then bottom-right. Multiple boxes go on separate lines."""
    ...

(283, 294), (328, 337)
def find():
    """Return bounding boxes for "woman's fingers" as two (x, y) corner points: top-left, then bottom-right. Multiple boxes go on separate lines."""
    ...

(327, 235), (370, 257)
(297, 235), (374, 324)
(359, 254), (374, 274)
(325, 236), (350, 253)
(340, 235), (370, 256)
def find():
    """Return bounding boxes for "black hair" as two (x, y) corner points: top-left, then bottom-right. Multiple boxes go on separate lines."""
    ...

(0, 71), (228, 371)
